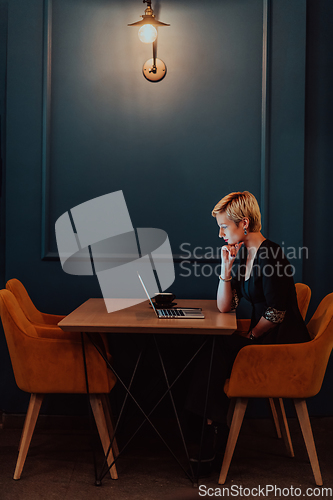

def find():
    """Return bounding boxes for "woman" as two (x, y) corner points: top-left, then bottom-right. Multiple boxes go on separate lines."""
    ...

(186, 191), (310, 471)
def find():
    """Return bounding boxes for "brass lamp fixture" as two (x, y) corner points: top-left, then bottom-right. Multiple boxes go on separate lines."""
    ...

(128, 0), (170, 82)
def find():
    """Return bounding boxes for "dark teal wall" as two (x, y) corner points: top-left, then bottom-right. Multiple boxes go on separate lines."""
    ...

(0, 0), (7, 286)
(302, 0), (333, 417)
(0, 0), (332, 415)
(304, 0), (333, 316)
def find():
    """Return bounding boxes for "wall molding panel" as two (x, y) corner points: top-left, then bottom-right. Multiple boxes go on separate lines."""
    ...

(260, 0), (270, 236)
(41, 0), (54, 259)
(40, 0), (275, 262)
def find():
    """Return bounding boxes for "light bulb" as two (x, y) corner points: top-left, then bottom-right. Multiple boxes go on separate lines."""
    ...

(138, 24), (157, 44)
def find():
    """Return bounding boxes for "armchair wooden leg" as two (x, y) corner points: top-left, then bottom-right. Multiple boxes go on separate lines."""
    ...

(273, 398), (294, 457)
(101, 394), (119, 458)
(269, 398), (282, 438)
(14, 393), (44, 480)
(218, 397), (248, 485)
(90, 394), (118, 480)
(294, 398), (323, 486)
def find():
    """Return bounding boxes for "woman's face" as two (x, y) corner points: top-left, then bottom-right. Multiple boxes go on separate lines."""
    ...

(216, 211), (245, 245)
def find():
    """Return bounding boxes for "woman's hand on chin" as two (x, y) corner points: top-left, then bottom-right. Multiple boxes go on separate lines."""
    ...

(221, 242), (243, 264)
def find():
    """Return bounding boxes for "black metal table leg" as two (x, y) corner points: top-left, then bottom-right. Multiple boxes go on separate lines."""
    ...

(84, 332), (211, 485)
(98, 348), (144, 481)
(153, 335), (196, 478)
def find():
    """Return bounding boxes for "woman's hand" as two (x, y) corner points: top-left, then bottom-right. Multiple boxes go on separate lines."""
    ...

(221, 242), (243, 276)
(246, 317), (276, 339)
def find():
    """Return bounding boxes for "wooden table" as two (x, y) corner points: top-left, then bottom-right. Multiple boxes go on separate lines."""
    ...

(58, 298), (237, 335)
(58, 299), (237, 485)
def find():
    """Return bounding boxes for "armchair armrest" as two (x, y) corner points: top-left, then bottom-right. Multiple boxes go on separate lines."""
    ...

(8, 334), (116, 394)
(236, 319), (251, 333)
(41, 312), (65, 325)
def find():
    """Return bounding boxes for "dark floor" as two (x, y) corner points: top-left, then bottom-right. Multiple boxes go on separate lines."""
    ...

(1, 414), (333, 500)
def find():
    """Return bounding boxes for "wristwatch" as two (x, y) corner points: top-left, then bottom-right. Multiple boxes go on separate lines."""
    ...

(249, 331), (256, 340)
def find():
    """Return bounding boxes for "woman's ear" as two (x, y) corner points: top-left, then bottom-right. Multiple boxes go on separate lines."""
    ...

(243, 217), (250, 230)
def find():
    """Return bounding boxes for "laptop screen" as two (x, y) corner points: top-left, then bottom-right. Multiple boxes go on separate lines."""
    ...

(137, 273), (158, 316)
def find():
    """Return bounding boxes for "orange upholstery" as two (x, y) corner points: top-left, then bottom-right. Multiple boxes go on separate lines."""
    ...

(235, 318), (251, 334)
(295, 282), (311, 321)
(6, 278), (109, 350)
(0, 289), (118, 480)
(219, 293), (333, 486)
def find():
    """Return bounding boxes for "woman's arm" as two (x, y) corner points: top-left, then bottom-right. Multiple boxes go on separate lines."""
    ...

(217, 243), (243, 312)
(217, 279), (234, 312)
(247, 242), (289, 338)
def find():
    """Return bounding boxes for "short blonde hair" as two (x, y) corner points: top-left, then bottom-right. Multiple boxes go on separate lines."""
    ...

(212, 191), (262, 232)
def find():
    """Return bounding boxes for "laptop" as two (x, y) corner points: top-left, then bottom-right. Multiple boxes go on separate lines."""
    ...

(138, 274), (205, 319)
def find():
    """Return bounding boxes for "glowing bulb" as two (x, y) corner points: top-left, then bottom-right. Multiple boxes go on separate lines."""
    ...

(138, 24), (157, 44)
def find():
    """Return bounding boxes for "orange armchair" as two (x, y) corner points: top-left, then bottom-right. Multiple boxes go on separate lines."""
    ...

(234, 283), (311, 440)
(219, 292), (333, 486)
(0, 289), (118, 481)
(268, 283), (311, 439)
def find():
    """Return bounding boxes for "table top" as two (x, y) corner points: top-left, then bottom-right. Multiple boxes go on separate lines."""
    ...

(58, 299), (237, 336)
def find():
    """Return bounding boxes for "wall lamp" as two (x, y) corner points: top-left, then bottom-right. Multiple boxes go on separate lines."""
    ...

(128, 0), (170, 82)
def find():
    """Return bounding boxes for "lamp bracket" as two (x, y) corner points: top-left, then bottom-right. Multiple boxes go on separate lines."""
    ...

(128, 0), (170, 27)
(143, 58), (167, 82)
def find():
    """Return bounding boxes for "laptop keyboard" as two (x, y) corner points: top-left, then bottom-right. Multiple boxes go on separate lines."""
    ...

(159, 309), (185, 317)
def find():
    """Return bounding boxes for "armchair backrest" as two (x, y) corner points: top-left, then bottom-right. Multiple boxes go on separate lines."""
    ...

(0, 289), (38, 338)
(295, 283), (311, 320)
(307, 292), (333, 341)
(0, 289), (39, 391)
(6, 278), (45, 324)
